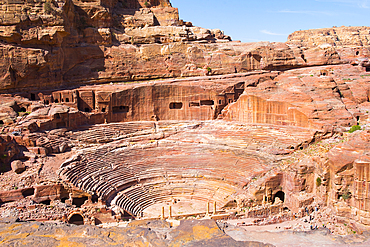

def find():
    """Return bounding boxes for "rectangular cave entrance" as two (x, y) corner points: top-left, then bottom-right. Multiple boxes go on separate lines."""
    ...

(189, 102), (200, 107)
(72, 197), (89, 207)
(169, 102), (183, 109)
(366, 67), (370, 72)
(22, 188), (35, 197)
(113, 106), (129, 113)
(200, 100), (214, 106)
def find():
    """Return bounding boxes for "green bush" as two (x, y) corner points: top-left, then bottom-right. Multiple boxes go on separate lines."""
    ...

(44, 2), (53, 14)
(349, 125), (361, 133)
(316, 177), (322, 187)
(342, 191), (351, 200)
(207, 67), (212, 73)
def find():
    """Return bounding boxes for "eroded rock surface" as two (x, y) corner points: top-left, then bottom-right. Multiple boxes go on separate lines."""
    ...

(0, 0), (369, 92)
(0, 219), (271, 247)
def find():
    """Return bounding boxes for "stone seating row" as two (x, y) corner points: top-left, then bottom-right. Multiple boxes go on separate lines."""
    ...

(113, 184), (227, 216)
(111, 178), (238, 216)
(60, 151), (246, 204)
(59, 142), (255, 216)
(69, 122), (156, 143)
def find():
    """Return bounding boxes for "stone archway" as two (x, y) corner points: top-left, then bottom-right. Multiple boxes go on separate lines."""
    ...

(68, 213), (84, 225)
(273, 191), (285, 203)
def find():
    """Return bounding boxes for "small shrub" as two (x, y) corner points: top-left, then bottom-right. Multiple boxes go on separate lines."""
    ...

(349, 125), (361, 133)
(144, 1), (150, 7)
(342, 191), (351, 200)
(316, 177), (322, 187)
(207, 67), (212, 73)
(44, 2), (53, 14)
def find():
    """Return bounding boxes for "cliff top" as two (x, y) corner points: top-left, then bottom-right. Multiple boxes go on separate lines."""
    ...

(288, 26), (370, 47)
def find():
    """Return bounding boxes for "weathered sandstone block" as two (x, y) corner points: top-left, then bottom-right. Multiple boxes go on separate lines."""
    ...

(11, 160), (25, 173)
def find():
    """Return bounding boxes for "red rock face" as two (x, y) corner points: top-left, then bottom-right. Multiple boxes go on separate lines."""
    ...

(222, 95), (312, 128)
(288, 26), (370, 68)
(2, 0), (370, 232)
(0, 0), (369, 93)
(324, 131), (370, 224)
(221, 65), (370, 129)
(288, 27), (370, 48)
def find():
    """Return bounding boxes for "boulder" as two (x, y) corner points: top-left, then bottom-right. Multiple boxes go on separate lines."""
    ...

(59, 142), (68, 153)
(11, 160), (25, 174)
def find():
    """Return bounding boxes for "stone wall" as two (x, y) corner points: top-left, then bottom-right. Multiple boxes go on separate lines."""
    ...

(24, 75), (247, 126)
(109, 84), (222, 122)
(354, 160), (370, 213)
(222, 95), (311, 128)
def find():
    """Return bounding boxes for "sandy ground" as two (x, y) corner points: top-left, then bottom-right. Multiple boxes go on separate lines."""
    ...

(227, 217), (311, 232)
(224, 218), (370, 247)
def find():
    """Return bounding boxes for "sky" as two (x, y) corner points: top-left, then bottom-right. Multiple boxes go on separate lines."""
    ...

(170, 0), (370, 42)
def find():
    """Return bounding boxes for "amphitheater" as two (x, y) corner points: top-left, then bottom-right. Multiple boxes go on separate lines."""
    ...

(58, 120), (314, 218)
(2, 0), (370, 245)
(28, 70), (310, 219)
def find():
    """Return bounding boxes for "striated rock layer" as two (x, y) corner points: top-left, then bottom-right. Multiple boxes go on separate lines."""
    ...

(0, 0), (369, 92)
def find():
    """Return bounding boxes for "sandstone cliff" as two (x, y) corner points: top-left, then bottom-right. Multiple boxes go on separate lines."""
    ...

(1, 0), (369, 92)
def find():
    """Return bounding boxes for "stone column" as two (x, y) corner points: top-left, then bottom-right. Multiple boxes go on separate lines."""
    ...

(169, 206), (172, 219)
(213, 201), (217, 215)
(206, 202), (210, 215)
(161, 206), (165, 219)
